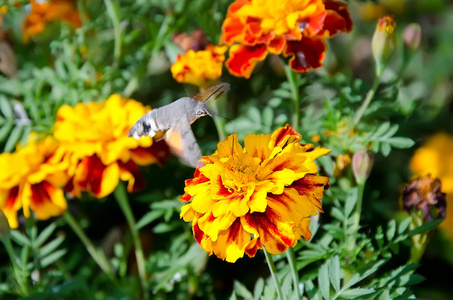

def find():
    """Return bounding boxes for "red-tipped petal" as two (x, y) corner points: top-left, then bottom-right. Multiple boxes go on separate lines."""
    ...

(225, 44), (268, 78)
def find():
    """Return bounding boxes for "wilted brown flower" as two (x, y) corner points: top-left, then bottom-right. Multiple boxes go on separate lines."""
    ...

(402, 175), (446, 221)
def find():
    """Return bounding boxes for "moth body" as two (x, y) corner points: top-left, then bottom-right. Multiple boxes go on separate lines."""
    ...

(127, 82), (228, 168)
(128, 97), (213, 139)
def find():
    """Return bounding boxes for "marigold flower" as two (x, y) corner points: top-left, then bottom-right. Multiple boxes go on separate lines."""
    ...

(22, 0), (82, 42)
(180, 125), (330, 262)
(0, 136), (69, 229)
(220, 0), (353, 78)
(54, 94), (170, 198)
(170, 44), (228, 88)
(410, 132), (453, 239)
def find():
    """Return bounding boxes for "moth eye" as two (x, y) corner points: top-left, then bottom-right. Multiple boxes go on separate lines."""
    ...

(196, 109), (205, 115)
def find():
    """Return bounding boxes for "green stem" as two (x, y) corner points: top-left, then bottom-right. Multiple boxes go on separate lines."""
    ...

(114, 183), (148, 299)
(104, 0), (121, 68)
(352, 74), (381, 127)
(263, 247), (283, 300)
(63, 211), (114, 278)
(1, 237), (29, 295)
(285, 65), (300, 131)
(286, 247), (301, 300)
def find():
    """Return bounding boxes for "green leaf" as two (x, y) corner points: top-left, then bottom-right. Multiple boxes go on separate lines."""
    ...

(39, 236), (65, 258)
(405, 219), (443, 238)
(398, 217), (411, 235)
(388, 137), (415, 149)
(339, 288), (375, 298)
(318, 262), (330, 300)
(247, 107), (262, 125)
(386, 219), (396, 241)
(233, 281), (254, 300)
(34, 222), (57, 248)
(41, 249), (67, 268)
(153, 222), (179, 234)
(344, 188), (358, 218)
(4, 125), (23, 152)
(0, 96), (13, 119)
(253, 278), (264, 300)
(380, 142), (391, 156)
(0, 120), (14, 142)
(382, 124), (399, 138)
(336, 259), (387, 298)
(135, 210), (165, 230)
(331, 207), (345, 222)
(262, 106), (273, 129)
(371, 122), (390, 139)
(329, 256), (341, 292)
(10, 230), (31, 247)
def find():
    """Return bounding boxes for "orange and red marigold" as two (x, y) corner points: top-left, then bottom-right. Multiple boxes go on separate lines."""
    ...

(22, 0), (82, 42)
(221, 0), (353, 78)
(180, 125), (330, 262)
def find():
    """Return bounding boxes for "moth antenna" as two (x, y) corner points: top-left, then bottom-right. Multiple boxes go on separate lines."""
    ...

(203, 84), (226, 103)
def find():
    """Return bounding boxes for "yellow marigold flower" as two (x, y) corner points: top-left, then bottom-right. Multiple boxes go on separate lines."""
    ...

(180, 125), (330, 262)
(170, 44), (227, 88)
(54, 94), (170, 198)
(22, 0), (82, 42)
(410, 132), (453, 239)
(0, 136), (69, 229)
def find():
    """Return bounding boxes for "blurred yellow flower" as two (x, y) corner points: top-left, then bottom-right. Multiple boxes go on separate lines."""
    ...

(22, 0), (82, 42)
(170, 44), (227, 88)
(180, 125), (330, 262)
(410, 133), (453, 238)
(0, 136), (69, 229)
(54, 94), (170, 198)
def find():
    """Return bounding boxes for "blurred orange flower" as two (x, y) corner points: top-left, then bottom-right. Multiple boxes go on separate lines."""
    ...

(0, 136), (69, 229)
(410, 133), (453, 239)
(54, 94), (170, 198)
(220, 0), (353, 78)
(22, 0), (82, 42)
(170, 44), (228, 88)
(180, 125), (330, 262)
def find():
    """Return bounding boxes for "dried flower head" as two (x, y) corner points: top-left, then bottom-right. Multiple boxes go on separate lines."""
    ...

(402, 175), (446, 222)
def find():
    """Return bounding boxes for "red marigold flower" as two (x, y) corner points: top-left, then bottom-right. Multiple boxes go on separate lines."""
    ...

(220, 0), (353, 78)
(170, 44), (228, 88)
(22, 0), (82, 42)
(0, 136), (70, 228)
(54, 94), (170, 198)
(180, 125), (330, 262)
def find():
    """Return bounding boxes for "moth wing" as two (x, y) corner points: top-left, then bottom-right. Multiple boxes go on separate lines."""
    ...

(193, 82), (230, 102)
(164, 121), (201, 168)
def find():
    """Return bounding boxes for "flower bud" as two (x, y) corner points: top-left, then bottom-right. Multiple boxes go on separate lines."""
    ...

(352, 149), (374, 184)
(372, 15), (396, 76)
(403, 23), (422, 52)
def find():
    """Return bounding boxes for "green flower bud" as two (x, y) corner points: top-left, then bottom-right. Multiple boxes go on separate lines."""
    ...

(372, 15), (396, 76)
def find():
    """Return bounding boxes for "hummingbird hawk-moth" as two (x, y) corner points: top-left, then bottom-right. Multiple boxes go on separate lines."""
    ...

(128, 82), (230, 168)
